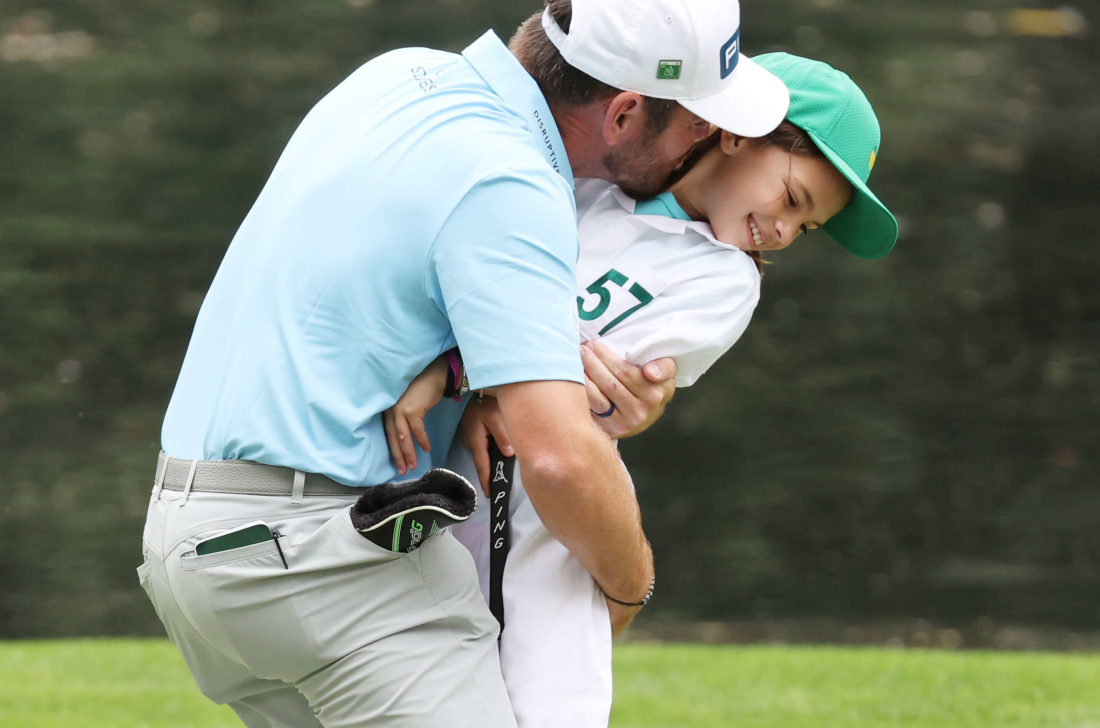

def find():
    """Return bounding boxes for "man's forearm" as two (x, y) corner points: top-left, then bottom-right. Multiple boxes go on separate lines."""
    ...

(496, 381), (655, 603)
(525, 427), (653, 601)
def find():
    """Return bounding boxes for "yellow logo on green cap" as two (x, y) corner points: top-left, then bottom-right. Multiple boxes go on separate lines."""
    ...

(868, 149), (877, 171)
(657, 60), (682, 79)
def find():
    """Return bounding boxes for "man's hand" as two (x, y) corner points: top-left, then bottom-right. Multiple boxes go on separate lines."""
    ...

(581, 341), (677, 439)
(458, 396), (513, 496)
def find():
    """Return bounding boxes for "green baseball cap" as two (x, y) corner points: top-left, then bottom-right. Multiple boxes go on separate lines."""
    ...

(754, 53), (898, 259)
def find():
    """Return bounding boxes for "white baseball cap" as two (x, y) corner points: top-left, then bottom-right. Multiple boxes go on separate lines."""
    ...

(541, 0), (789, 137)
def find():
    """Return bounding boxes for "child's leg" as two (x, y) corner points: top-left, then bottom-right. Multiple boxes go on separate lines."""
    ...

(448, 444), (614, 728)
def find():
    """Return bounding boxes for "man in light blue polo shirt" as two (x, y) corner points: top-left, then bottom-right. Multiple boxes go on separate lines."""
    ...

(140, 1), (789, 725)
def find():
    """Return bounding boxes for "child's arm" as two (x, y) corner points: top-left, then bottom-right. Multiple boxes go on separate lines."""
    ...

(592, 251), (760, 392)
(383, 354), (450, 476)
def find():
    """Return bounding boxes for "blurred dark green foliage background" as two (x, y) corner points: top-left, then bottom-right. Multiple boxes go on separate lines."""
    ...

(0, 0), (1096, 640)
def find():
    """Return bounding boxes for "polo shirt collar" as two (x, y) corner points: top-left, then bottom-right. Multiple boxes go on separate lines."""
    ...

(463, 31), (574, 188)
(610, 186), (741, 252)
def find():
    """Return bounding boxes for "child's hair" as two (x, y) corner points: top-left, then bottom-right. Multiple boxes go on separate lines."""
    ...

(759, 120), (825, 159)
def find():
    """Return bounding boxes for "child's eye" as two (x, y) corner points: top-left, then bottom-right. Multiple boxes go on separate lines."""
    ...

(786, 188), (798, 207)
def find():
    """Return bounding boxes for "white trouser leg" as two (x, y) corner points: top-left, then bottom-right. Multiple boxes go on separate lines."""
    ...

(449, 445), (613, 728)
(140, 485), (516, 728)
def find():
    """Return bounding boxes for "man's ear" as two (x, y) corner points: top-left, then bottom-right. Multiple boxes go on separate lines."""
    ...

(600, 92), (646, 147)
(719, 130), (748, 155)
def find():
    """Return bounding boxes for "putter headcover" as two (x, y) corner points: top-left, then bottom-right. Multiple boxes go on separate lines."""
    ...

(350, 468), (478, 553)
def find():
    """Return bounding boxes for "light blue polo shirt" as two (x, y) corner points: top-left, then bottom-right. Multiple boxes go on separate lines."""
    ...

(161, 32), (583, 486)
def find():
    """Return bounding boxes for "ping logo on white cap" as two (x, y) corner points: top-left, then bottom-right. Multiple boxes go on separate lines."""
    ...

(720, 29), (740, 79)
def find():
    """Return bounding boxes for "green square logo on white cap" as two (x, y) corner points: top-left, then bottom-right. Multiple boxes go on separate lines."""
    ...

(657, 60), (683, 79)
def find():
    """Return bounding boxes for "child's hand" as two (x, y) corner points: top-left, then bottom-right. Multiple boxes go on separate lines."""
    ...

(383, 355), (449, 476)
(458, 395), (514, 496)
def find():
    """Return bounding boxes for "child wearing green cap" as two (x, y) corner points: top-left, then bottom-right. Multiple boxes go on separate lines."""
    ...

(384, 52), (897, 728)
(656, 51), (898, 261)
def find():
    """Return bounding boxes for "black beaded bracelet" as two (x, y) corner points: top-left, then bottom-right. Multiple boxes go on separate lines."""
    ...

(605, 574), (655, 608)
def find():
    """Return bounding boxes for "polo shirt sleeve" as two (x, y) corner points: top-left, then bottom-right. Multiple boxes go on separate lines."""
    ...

(599, 249), (761, 388)
(429, 168), (584, 390)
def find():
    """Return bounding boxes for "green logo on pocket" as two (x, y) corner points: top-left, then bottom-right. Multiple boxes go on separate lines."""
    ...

(657, 60), (682, 80)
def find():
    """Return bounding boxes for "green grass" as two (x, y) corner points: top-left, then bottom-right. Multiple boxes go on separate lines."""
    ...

(613, 644), (1100, 727)
(0, 639), (239, 728)
(1, 639), (1098, 727)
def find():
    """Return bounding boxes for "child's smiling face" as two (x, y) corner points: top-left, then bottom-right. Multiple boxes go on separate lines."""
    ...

(700, 132), (853, 253)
